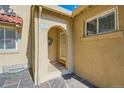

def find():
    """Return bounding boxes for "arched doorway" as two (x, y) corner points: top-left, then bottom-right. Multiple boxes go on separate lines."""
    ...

(48, 26), (68, 73)
(33, 15), (73, 84)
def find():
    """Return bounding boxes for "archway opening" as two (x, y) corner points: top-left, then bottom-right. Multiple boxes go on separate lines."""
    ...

(48, 26), (68, 73)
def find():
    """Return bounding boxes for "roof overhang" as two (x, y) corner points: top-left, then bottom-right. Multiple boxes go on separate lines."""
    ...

(72, 5), (90, 17)
(34, 5), (92, 18)
(40, 5), (90, 18)
(0, 13), (23, 25)
(41, 5), (72, 17)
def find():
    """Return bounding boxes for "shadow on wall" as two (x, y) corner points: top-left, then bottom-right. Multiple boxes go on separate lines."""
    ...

(0, 5), (16, 15)
(26, 6), (34, 82)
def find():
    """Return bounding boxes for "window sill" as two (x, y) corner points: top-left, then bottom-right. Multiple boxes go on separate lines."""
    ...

(0, 50), (19, 54)
(81, 31), (124, 41)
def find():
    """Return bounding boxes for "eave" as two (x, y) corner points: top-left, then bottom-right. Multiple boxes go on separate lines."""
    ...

(41, 5), (72, 17)
(72, 5), (90, 17)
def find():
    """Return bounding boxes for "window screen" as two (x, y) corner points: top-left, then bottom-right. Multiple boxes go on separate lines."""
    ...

(99, 12), (115, 33)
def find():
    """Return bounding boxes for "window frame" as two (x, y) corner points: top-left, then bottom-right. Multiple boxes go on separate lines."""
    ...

(60, 32), (66, 61)
(85, 8), (118, 37)
(0, 26), (18, 51)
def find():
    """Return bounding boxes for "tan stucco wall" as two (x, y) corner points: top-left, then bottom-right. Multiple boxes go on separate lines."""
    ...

(48, 28), (58, 62)
(48, 28), (65, 62)
(74, 5), (124, 87)
(118, 5), (124, 31)
(34, 8), (73, 83)
(0, 5), (31, 73)
(1, 5), (124, 87)
(30, 6), (36, 80)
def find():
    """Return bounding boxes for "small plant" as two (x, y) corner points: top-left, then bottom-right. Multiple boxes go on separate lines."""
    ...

(48, 36), (53, 46)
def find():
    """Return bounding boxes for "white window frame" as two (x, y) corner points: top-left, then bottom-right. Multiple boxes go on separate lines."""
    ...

(0, 26), (18, 51)
(85, 8), (118, 37)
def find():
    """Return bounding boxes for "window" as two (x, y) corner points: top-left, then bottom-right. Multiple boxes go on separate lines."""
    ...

(86, 9), (117, 36)
(87, 19), (97, 36)
(0, 28), (4, 49)
(0, 27), (18, 50)
(99, 12), (115, 33)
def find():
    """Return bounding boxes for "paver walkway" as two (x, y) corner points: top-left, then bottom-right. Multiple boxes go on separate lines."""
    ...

(0, 69), (97, 88)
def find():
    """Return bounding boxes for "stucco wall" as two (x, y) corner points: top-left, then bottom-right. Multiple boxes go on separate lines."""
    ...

(48, 27), (67, 65)
(74, 5), (124, 87)
(48, 28), (58, 62)
(35, 9), (73, 83)
(0, 5), (31, 73)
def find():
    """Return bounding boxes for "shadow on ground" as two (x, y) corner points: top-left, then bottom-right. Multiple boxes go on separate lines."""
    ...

(62, 73), (97, 88)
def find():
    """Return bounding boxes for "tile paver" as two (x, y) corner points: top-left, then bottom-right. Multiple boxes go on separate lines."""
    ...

(0, 81), (6, 88)
(3, 83), (18, 88)
(36, 82), (50, 88)
(0, 69), (97, 88)
(4, 78), (20, 86)
(19, 78), (34, 88)
(48, 77), (67, 88)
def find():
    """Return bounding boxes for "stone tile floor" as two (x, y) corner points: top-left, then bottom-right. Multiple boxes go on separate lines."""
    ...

(0, 69), (97, 88)
(50, 61), (66, 71)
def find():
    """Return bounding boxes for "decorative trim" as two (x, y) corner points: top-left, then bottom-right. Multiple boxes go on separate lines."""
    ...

(82, 31), (123, 41)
